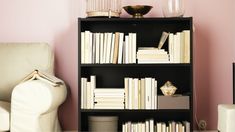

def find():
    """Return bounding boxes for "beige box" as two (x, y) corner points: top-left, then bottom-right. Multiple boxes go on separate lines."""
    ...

(158, 95), (190, 109)
(89, 116), (118, 132)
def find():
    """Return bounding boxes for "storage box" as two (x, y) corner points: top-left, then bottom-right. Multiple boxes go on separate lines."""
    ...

(158, 95), (189, 109)
(89, 116), (118, 132)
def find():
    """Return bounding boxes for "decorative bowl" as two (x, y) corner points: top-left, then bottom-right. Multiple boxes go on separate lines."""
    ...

(123, 5), (153, 18)
(160, 81), (177, 96)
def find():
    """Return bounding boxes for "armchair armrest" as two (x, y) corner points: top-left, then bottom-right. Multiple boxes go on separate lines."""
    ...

(12, 80), (67, 114)
(11, 80), (67, 132)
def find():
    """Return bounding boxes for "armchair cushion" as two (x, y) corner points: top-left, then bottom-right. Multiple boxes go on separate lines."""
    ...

(0, 101), (10, 131)
(0, 43), (54, 102)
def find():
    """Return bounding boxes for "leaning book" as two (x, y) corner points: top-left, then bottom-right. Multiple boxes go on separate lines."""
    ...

(21, 70), (64, 86)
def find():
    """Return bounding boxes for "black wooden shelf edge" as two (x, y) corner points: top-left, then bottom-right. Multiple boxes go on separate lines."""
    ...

(78, 17), (193, 22)
(80, 109), (190, 113)
(80, 63), (192, 67)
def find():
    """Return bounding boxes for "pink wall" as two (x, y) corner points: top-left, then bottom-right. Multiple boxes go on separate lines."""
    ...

(0, 0), (235, 130)
(192, 0), (235, 129)
(0, 0), (80, 130)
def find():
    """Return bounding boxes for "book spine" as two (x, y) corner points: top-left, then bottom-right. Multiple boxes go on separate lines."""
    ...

(118, 33), (124, 64)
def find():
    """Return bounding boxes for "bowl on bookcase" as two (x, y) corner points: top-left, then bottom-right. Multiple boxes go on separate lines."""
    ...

(160, 81), (177, 96)
(123, 5), (153, 18)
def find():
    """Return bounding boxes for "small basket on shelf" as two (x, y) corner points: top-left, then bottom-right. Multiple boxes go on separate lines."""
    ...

(86, 0), (122, 18)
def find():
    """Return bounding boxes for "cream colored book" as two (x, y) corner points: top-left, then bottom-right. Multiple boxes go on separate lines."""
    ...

(132, 33), (137, 63)
(112, 32), (120, 64)
(90, 76), (96, 109)
(128, 33), (132, 64)
(140, 78), (145, 109)
(158, 31), (169, 49)
(183, 30), (190, 63)
(133, 78), (139, 109)
(124, 77), (129, 109)
(151, 78), (155, 109)
(110, 33), (115, 63)
(138, 79), (141, 109)
(81, 78), (87, 109)
(180, 31), (185, 63)
(86, 82), (91, 109)
(106, 33), (112, 63)
(100, 33), (104, 64)
(81, 32), (85, 64)
(145, 78), (152, 109)
(21, 70), (63, 87)
(84, 31), (90, 63)
(169, 33), (174, 63)
(125, 35), (129, 63)
(95, 33), (100, 63)
(118, 33), (124, 64)
(128, 78), (133, 109)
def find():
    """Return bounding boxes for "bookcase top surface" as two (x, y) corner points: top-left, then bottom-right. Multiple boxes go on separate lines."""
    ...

(78, 17), (193, 22)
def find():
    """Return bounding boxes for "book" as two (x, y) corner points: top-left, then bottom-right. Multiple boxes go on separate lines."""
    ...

(132, 33), (137, 63)
(158, 31), (169, 49)
(113, 32), (120, 64)
(110, 33), (115, 63)
(21, 70), (63, 87)
(106, 33), (113, 63)
(183, 30), (190, 63)
(95, 33), (100, 63)
(90, 76), (96, 109)
(86, 82), (91, 109)
(100, 33), (104, 63)
(81, 78), (87, 109)
(81, 32), (85, 64)
(118, 33), (124, 64)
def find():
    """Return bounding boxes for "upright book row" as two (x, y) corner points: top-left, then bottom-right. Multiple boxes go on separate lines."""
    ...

(168, 30), (190, 63)
(122, 119), (190, 132)
(81, 31), (137, 64)
(81, 76), (158, 110)
(124, 77), (157, 109)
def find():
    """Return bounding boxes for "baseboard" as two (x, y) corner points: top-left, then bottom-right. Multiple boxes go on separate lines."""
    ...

(63, 131), (78, 132)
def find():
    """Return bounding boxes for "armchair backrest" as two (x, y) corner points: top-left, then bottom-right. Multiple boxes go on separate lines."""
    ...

(0, 43), (54, 101)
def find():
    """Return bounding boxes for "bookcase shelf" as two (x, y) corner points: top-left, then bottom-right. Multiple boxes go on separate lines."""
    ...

(81, 63), (192, 67)
(78, 17), (193, 131)
(81, 109), (190, 113)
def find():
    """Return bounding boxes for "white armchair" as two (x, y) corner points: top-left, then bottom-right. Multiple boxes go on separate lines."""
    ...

(0, 43), (67, 132)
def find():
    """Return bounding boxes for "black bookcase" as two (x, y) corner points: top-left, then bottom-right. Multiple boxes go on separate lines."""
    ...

(78, 17), (193, 131)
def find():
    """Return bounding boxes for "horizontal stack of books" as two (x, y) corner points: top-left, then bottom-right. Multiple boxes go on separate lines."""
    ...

(137, 47), (170, 64)
(122, 119), (190, 132)
(81, 31), (137, 64)
(81, 75), (125, 109)
(124, 77), (157, 109)
(94, 88), (125, 109)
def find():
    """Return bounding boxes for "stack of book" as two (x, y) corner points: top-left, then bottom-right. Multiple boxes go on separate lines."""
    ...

(94, 88), (125, 109)
(122, 120), (190, 132)
(81, 76), (96, 109)
(137, 47), (170, 64)
(81, 31), (137, 64)
(124, 77), (157, 109)
(168, 30), (190, 63)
